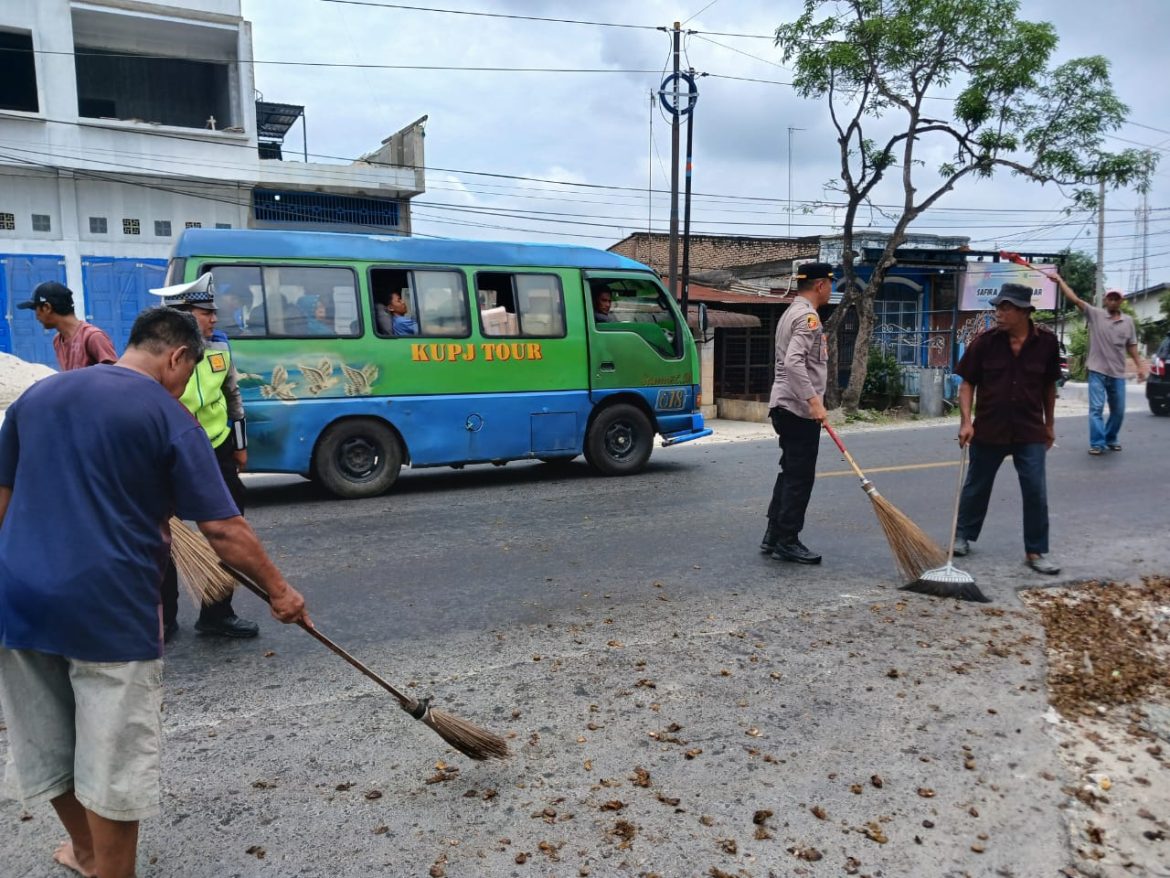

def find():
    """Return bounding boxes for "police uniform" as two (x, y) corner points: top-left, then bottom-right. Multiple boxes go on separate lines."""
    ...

(150, 274), (258, 639)
(762, 263), (832, 565)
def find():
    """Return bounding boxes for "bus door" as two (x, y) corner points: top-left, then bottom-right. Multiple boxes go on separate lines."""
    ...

(584, 272), (696, 414)
(585, 271), (692, 383)
(461, 268), (589, 461)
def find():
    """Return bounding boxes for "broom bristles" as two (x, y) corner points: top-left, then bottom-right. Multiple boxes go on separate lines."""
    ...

(421, 707), (511, 761)
(867, 493), (948, 582)
(170, 517), (511, 761)
(169, 516), (237, 607)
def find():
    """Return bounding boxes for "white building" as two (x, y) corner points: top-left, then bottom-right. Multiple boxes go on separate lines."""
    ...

(0, 0), (425, 365)
(1125, 282), (1169, 326)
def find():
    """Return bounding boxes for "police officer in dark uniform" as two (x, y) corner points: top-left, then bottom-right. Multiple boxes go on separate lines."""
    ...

(761, 263), (834, 564)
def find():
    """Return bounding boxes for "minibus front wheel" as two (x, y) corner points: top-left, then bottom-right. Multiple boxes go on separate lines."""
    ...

(585, 403), (653, 476)
(314, 418), (403, 499)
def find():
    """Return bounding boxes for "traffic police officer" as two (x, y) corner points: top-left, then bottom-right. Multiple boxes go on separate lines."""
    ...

(152, 273), (259, 639)
(761, 262), (834, 565)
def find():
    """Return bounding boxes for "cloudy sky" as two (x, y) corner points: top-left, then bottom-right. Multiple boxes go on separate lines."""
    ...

(243, 0), (1170, 289)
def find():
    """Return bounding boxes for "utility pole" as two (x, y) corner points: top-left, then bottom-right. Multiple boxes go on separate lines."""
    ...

(1137, 188), (1150, 293)
(1095, 177), (1106, 306)
(787, 126), (804, 238)
(667, 21), (681, 299)
(647, 90), (655, 258)
(680, 68), (696, 323)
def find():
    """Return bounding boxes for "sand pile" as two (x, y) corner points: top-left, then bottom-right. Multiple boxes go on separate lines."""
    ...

(0, 352), (56, 410)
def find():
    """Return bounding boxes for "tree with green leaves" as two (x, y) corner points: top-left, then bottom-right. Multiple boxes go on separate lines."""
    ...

(775, 0), (1158, 411)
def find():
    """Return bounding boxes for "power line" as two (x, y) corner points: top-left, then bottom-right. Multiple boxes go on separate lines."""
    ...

(4, 46), (659, 75)
(317, 0), (660, 30)
(3, 129), (1164, 226)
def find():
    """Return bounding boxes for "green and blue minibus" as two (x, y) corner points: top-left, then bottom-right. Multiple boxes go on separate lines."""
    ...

(164, 228), (711, 498)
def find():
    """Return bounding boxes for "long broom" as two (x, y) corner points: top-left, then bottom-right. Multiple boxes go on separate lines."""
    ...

(821, 424), (948, 583)
(169, 518), (510, 761)
(902, 445), (990, 603)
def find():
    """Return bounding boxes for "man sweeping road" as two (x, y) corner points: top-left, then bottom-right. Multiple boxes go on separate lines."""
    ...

(0, 308), (309, 878)
(952, 282), (1063, 575)
(761, 262), (834, 565)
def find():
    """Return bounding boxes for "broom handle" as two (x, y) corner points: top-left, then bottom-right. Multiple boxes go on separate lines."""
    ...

(822, 422), (869, 484)
(221, 563), (418, 713)
(946, 445), (968, 564)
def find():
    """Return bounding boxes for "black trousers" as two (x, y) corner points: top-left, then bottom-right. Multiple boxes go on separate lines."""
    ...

(162, 439), (246, 626)
(766, 407), (821, 541)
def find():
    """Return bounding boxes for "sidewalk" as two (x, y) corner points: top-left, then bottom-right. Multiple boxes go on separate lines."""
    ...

(1056, 379), (1147, 405)
(701, 392), (1090, 445)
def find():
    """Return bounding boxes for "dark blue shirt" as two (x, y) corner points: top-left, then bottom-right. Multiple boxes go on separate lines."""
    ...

(0, 365), (239, 661)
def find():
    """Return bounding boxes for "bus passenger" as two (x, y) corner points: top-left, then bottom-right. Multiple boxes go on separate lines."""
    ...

(593, 288), (616, 323)
(299, 296), (332, 335)
(388, 292), (418, 336)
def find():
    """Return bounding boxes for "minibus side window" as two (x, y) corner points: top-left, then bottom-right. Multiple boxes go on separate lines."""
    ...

(202, 265), (359, 338)
(476, 272), (565, 338)
(204, 265), (265, 337)
(370, 268), (469, 338)
(263, 266), (359, 338)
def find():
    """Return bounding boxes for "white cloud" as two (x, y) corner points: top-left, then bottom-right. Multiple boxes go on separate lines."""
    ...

(242, 0), (1170, 287)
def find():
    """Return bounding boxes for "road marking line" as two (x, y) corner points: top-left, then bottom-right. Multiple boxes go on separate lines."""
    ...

(821, 460), (958, 478)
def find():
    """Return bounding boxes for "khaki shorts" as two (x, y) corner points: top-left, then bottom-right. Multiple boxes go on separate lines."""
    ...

(0, 647), (163, 821)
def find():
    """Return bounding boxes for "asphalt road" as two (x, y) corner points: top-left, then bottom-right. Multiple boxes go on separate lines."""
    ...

(4, 407), (1166, 878)
(220, 406), (1168, 654)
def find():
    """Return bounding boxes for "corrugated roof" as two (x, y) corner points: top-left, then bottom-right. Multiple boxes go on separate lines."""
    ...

(685, 306), (762, 330)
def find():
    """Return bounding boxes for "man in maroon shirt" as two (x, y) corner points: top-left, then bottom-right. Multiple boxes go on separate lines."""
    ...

(952, 282), (1062, 575)
(17, 282), (117, 371)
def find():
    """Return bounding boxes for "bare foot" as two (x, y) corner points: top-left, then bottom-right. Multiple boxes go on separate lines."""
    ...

(53, 841), (97, 878)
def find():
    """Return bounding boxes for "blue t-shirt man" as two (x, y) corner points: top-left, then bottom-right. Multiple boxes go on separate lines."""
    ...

(0, 365), (238, 662)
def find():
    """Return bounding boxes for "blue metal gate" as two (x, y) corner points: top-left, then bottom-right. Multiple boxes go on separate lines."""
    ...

(81, 257), (168, 354)
(1, 253), (67, 367)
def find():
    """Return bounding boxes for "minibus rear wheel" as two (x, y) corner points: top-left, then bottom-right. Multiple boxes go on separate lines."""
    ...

(314, 418), (403, 499)
(585, 403), (653, 476)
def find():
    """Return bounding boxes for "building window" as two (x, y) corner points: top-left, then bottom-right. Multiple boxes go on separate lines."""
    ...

(154, 220), (172, 237)
(253, 189), (400, 229)
(185, 221), (202, 229)
(215, 223), (232, 229)
(0, 31), (39, 113)
(89, 216), (108, 234)
(31, 214), (51, 232)
(123, 218), (141, 236)
(0, 212), (15, 230)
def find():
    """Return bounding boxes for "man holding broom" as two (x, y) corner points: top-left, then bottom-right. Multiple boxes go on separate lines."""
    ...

(952, 282), (1063, 575)
(0, 307), (309, 878)
(762, 262), (834, 565)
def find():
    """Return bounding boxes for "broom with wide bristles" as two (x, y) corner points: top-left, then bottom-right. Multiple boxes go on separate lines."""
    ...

(821, 425), (953, 585)
(168, 517), (510, 761)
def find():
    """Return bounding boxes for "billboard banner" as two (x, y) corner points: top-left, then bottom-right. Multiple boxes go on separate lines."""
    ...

(960, 262), (1057, 311)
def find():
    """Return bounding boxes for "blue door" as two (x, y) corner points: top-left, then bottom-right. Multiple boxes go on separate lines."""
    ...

(2, 253), (67, 367)
(81, 257), (168, 354)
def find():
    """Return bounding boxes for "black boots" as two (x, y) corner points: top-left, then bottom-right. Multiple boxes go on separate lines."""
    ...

(771, 539), (822, 565)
